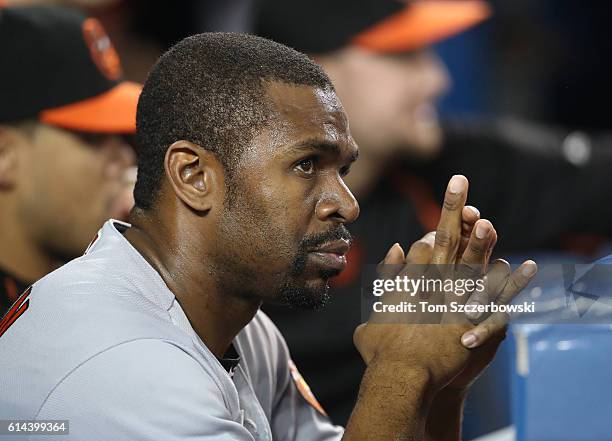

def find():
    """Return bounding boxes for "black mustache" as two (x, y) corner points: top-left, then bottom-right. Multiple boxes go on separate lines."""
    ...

(301, 226), (353, 251)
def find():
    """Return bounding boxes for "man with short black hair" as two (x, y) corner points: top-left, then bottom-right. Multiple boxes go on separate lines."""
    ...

(0, 5), (140, 314)
(134, 32), (332, 211)
(133, 32), (351, 310)
(0, 32), (535, 440)
(256, 0), (612, 426)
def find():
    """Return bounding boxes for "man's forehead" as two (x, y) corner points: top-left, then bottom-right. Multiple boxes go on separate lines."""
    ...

(264, 81), (349, 139)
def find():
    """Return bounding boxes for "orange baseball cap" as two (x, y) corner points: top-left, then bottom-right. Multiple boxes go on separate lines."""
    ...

(0, 6), (141, 133)
(257, 0), (491, 55)
(353, 0), (491, 53)
(39, 82), (141, 134)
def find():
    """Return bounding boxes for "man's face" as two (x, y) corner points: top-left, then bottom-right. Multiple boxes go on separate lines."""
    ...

(321, 47), (450, 158)
(210, 82), (360, 309)
(14, 123), (135, 261)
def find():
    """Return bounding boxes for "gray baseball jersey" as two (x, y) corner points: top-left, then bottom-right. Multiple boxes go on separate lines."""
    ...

(0, 220), (344, 441)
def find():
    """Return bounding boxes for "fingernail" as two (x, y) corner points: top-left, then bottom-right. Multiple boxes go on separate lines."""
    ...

(462, 333), (477, 348)
(475, 221), (489, 239)
(522, 261), (537, 277)
(466, 206), (480, 217)
(423, 232), (436, 246)
(386, 243), (399, 258)
(449, 175), (466, 194)
(466, 302), (482, 320)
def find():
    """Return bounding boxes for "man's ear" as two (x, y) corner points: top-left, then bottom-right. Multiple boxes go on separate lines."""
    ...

(0, 126), (19, 190)
(164, 140), (223, 212)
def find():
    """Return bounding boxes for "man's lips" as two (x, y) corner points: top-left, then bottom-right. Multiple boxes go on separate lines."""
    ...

(308, 239), (350, 272)
(311, 239), (350, 255)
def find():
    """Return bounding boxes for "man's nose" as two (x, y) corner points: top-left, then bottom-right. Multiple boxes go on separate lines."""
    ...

(315, 178), (360, 224)
(422, 51), (451, 98)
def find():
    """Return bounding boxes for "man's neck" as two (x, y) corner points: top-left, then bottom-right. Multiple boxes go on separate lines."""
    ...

(124, 210), (260, 358)
(0, 203), (59, 283)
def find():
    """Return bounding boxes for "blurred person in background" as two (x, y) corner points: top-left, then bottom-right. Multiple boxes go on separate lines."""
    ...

(0, 5), (140, 315)
(257, 0), (612, 427)
(0, 0), (259, 84)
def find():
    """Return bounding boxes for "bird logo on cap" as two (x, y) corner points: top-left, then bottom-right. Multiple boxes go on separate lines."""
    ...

(81, 18), (122, 81)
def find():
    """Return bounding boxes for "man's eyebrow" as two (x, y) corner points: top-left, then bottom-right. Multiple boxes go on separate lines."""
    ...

(289, 139), (341, 154)
(288, 139), (359, 162)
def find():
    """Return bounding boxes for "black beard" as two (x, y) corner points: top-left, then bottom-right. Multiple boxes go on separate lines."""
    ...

(276, 225), (352, 310)
(277, 279), (331, 310)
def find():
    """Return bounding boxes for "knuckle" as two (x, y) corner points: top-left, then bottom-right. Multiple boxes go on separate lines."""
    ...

(470, 288), (489, 303)
(466, 241), (487, 257)
(493, 259), (511, 276)
(477, 324), (491, 340)
(353, 324), (366, 346)
(409, 240), (433, 255)
(443, 197), (461, 211)
(461, 262), (482, 278)
(434, 228), (456, 249)
(506, 275), (525, 294)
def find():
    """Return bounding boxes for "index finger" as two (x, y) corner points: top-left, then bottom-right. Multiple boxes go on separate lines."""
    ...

(461, 260), (538, 348)
(431, 175), (469, 265)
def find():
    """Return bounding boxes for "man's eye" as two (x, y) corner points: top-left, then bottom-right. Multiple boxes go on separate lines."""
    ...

(295, 158), (315, 175)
